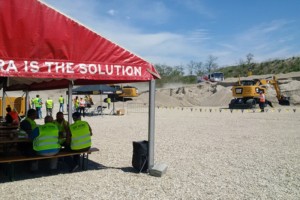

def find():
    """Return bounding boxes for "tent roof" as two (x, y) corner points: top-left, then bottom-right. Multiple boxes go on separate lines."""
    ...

(72, 85), (118, 95)
(0, 0), (160, 91)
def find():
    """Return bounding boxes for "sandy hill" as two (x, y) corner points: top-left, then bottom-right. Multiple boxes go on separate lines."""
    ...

(133, 72), (300, 107)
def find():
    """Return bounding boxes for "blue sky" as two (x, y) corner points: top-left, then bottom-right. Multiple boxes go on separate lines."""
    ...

(42, 0), (300, 68)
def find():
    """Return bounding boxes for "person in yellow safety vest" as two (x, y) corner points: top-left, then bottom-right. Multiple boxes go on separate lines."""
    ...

(31, 98), (35, 109)
(58, 95), (64, 112)
(106, 97), (111, 109)
(34, 94), (42, 119)
(66, 112), (92, 172)
(259, 91), (266, 112)
(53, 111), (70, 145)
(18, 109), (38, 156)
(30, 116), (61, 172)
(73, 96), (79, 112)
(46, 97), (54, 117)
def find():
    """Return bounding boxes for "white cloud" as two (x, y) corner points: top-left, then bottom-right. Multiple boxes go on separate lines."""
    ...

(107, 9), (117, 16)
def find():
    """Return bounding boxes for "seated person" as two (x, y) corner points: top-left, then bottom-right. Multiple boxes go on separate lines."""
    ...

(66, 112), (92, 172)
(53, 112), (70, 145)
(29, 115), (61, 172)
(18, 109), (38, 156)
(5, 105), (20, 126)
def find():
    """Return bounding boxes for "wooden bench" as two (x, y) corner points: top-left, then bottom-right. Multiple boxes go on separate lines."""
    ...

(0, 147), (99, 181)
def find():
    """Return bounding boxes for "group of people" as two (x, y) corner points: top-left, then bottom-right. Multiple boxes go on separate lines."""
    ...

(73, 95), (94, 117)
(18, 109), (92, 173)
(31, 95), (65, 118)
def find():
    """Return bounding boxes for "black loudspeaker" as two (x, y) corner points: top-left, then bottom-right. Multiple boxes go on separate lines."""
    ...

(132, 140), (148, 172)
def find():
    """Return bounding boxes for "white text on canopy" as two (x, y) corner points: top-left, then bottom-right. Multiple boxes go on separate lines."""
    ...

(0, 60), (142, 77)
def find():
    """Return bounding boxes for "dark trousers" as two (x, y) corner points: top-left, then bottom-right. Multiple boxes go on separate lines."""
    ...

(79, 107), (85, 117)
(46, 108), (53, 117)
(59, 103), (64, 112)
(36, 107), (42, 119)
(259, 102), (265, 112)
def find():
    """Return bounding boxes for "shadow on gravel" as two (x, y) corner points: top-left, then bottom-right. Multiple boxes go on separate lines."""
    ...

(0, 160), (144, 182)
(0, 159), (107, 182)
(88, 160), (144, 174)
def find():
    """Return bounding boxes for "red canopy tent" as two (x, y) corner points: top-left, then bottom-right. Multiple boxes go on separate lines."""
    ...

(0, 0), (159, 171)
(0, 0), (159, 91)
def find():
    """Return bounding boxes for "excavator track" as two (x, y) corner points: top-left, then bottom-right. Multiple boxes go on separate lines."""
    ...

(229, 98), (257, 109)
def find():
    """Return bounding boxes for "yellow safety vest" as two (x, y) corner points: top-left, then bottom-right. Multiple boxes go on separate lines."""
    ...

(33, 123), (60, 151)
(70, 120), (91, 150)
(34, 97), (41, 108)
(59, 97), (64, 104)
(25, 117), (37, 130)
(46, 99), (53, 108)
(74, 99), (79, 108)
(53, 120), (68, 133)
(107, 98), (111, 104)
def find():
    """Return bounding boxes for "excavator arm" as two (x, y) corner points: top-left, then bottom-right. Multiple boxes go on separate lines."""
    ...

(269, 76), (290, 105)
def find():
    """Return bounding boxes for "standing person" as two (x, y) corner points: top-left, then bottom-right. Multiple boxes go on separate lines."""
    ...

(73, 96), (79, 112)
(46, 97), (54, 117)
(66, 112), (92, 172)
(88, 95), (94, 106)
(5, 105), (20, 126)
(34, 95), (42, 119)
(259, 91), (266, 112)
(106, 97), (111, 109)
(58, 95), (64, 112)
(39, 98), (43, 118)
(79, 97), (86, 117)
(31, 98), (35, 109)
(84, 95), (90, 108)
(30, 116), (61, 172)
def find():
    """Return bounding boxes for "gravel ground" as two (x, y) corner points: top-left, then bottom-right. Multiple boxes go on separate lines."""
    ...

(0, 106), (299, 200)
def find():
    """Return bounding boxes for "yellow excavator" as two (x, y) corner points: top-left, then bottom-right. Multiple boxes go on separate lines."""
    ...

(107, 85), (139, 102)
(229, 76), (290, 109)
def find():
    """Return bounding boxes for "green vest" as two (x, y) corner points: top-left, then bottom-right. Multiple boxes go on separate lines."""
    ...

(70, 120), (91, 150)
(34, 97), (41, 108)
(107, 98), (111, 104)
(33, 123), (60, 151)
(53, 120), (68, 133)
(59, 97), (64, 104)
(46, 99), (53, 108)
(75, 99), (79, 108)
(25, 117), (37, 130)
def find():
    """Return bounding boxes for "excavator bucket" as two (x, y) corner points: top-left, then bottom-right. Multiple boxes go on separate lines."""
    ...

(279, 99), (290, 106)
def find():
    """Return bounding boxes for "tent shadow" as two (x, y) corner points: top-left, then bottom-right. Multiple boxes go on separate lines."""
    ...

(0, 160), (106, 182)
(0, 160), (143, 182)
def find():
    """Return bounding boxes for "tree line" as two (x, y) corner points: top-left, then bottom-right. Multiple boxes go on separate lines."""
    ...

(154, 54), (300, 87)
